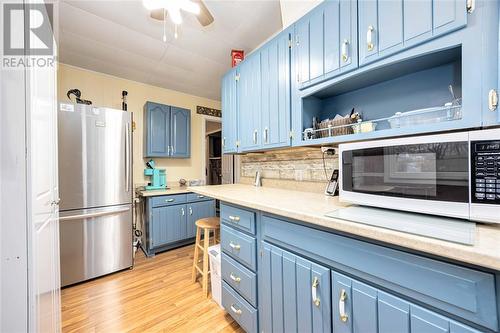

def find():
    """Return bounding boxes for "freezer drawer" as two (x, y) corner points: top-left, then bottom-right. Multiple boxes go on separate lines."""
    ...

(59, 204), (133, 287)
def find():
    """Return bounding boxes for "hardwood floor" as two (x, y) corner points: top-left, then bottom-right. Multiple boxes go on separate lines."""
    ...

(61, 245), (243, 333)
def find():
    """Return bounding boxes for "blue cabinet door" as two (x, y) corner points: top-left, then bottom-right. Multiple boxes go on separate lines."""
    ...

(144, 102), (170, 157)
(151, 204), (187, 247)
(332, 271), (482, 333)
(238, 54), (261, 152)
(294, 0), (358, 89)
(187, 199), (215, 239)
(222, 68), (239, 153)
(170, 106), (190, 158)
(260, 29), (291, 149)
(359, 0), (467, 66)
(260, 242), (331, 333)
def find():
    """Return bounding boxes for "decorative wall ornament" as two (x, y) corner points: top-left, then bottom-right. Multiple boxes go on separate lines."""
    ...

(197, 105), (221, 118)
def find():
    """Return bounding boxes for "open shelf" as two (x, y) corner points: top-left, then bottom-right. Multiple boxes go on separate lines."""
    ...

(300, 46), (463, 143)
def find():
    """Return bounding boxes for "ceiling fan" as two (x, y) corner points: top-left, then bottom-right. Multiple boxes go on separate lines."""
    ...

(143, 0), (214, 40)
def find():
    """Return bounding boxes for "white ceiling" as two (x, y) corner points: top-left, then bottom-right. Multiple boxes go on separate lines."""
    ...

(58, 0), (283, 100)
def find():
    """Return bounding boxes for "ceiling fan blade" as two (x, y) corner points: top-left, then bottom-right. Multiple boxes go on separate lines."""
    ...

(150, 8), (165, 21)
(194, 0), (214, 27)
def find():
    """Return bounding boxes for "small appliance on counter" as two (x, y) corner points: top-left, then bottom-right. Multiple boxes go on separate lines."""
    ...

(339, 128), (500, 224)
(144, 159), (167, 190)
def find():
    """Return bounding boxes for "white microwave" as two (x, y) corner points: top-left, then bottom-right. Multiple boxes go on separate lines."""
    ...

(339, 128), (500, 224)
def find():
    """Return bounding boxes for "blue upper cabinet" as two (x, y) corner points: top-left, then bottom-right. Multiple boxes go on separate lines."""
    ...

(222, 68), (239, 153)
(358, 0), (467, 66)
(260, 29), (292, 149)
(144, 102), (191, 158)
(294, 0), (358, 89)
(144, 102), (170, 158)
(170, 107), (190, 158)
(238, 54), (261, 151)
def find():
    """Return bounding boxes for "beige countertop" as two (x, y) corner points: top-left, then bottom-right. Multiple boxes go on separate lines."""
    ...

(137, 186), (192, 197)
(188, 184), (500, 271)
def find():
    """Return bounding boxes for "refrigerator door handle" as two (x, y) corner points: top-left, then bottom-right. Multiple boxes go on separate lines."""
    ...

(60, 206), (131, 221)
(125, 122), (131, 192)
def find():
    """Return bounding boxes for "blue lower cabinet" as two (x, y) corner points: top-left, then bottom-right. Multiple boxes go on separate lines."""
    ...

(186, 200), (215, 239)
(151, 204), (186, 247)
(260, 242), (331, 333)
(222, 281), (258, 333)
(144, 194), (215, 256)
(332, 271), (483, 333)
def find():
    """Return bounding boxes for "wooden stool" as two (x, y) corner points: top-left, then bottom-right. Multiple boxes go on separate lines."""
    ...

(191, 217), (220, 297)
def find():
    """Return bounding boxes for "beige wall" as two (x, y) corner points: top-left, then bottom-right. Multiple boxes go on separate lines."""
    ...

(57, 63), (221, 186)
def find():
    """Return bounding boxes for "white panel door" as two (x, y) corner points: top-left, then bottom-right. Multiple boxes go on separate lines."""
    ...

(25, 2), (61, 330)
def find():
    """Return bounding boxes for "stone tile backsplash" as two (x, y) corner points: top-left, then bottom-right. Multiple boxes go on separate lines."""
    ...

(240, 147), (339, 182)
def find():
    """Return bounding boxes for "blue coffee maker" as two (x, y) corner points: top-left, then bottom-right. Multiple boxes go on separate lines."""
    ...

(144, 159), (167, 190)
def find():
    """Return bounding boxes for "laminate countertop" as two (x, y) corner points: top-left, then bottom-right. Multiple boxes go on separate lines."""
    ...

(137, 186), (192, 197)
(188, 184), (500, 271)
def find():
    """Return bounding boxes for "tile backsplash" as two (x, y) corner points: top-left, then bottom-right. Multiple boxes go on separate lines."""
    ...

(240, 147), (339, 186)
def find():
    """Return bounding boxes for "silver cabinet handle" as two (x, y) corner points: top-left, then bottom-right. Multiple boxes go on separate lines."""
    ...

(263, 127), (269, 143)
(312, 276), (320, 307)
(341, 39), (349, 63)
(165, 198), (175, 202)
(228, 215), (240, 222)
(488, 89), (498, 111)
(467, 0), (475, 13)
(367, 25), (375, 51)
(189, 207), (193, 215)
(181, 207), (185, 216)
(229, 241), (241, 250)
(230, 304), (242, 315)
(197, 195), (205, 199)
(229, 272), (241, 283)
(222, 137), (226, 147)
(339, 289), (348, 322)
(167, 145), (171, 155)
(253, 129), (258, 144)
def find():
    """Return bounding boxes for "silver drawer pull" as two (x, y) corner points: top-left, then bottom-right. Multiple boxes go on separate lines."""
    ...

(165, 199), (174, 202)
(367, 25), (374, 51)
(197, 195), (205, 199)
(229, 215), (240, 222)
(339, 289), (348, 322)
(229, 242), (241, 250)
(230, 304), (242, 315)
(229, 272), (241, 283)
(312, 276), (320, 307)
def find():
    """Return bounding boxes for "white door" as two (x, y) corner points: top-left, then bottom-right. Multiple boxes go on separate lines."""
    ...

(25, 3), (61, 331)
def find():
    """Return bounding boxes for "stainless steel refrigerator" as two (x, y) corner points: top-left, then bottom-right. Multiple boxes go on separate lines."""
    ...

(58, 103), (133, 287)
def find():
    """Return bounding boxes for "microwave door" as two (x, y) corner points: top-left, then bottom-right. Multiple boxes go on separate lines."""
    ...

(340, 137), (470, 220)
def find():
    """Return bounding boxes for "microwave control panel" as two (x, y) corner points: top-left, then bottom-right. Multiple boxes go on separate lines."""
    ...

(471, 140), (500, 204)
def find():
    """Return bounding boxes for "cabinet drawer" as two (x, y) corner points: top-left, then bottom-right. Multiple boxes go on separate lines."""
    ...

(222, 281), (258, 333)
(221, 253), (257, 307)
(187, 193), (211, 202)
(150, 194), (187, 207)
(221, 203), (256, 235)
(262, 215), (498, 331)
(221, 225), (256, 271)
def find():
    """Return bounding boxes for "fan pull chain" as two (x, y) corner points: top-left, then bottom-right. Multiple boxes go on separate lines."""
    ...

(162, 8), (167, 42)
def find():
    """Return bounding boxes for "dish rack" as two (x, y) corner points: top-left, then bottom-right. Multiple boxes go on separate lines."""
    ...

(302, 104), (463, 140)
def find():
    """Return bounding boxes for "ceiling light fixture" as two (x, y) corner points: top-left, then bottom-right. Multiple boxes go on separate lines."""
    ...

(143, 0), (200, 25)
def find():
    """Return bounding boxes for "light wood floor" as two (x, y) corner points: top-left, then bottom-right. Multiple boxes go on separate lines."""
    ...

(61, 245), (243, 333)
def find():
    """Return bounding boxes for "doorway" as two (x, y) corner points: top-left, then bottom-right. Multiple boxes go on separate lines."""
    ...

(205, 120), (222, 185)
